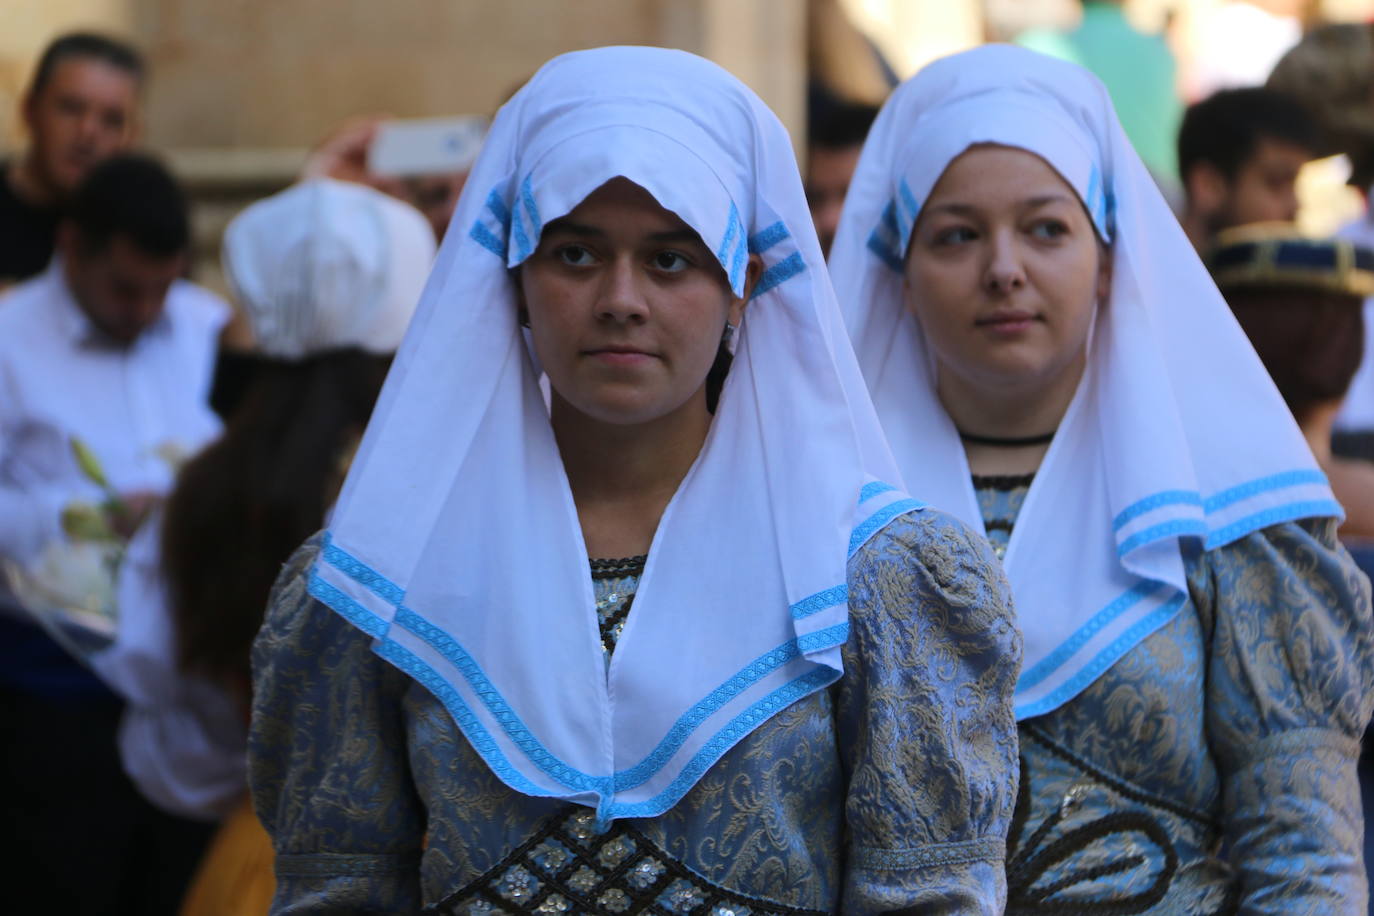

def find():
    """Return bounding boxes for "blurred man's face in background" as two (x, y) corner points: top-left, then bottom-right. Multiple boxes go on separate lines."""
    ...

(806, 143), (863, 257)
(60, 229), (183, 345)
(1190, 138), (1313, 235)
(1220, 137), (1311, 228)
(403, 172), (468, 242)
(23, 57), (139, 196)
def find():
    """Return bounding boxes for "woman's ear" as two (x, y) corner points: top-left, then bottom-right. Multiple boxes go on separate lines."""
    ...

(730, 253), (765, 325)
(511, 265), (530, 327)
(1097, 242), (1113, 306)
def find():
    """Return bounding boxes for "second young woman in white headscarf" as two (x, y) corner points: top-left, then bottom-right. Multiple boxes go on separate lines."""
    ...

(248, 47), (1021, 914)
(831, 44), (1374, 913)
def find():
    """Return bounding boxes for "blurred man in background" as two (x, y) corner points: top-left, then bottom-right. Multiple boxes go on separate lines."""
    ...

(804, 0), (892, 258)
(806, 89), (879, 258)
(1, 32), (143, 288)
(1177, 87), (1319, 251)
(0, 154), (228, 914)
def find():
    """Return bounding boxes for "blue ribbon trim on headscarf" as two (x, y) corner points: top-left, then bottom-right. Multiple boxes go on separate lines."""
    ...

(310, 539), (852, 804)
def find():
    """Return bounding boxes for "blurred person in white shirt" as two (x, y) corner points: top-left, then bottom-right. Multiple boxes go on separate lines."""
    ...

(0, 152), (228, 914)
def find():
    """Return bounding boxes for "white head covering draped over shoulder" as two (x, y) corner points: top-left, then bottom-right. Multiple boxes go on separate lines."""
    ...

(830, 44), (1341, 721)
(223, 178), (436, 359)
(310, 46), (912, 821)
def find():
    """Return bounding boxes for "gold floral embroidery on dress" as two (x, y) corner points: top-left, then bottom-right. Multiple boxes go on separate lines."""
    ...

(1003, 518), (1374, 912)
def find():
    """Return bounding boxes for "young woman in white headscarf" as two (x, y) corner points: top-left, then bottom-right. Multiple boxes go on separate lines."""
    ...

(248, 47), (1021, 914)
(830, 44), (1374, 913)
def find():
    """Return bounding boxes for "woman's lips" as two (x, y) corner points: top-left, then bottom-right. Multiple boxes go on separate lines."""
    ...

(975, 311), (1038, 337)
(585, 347), (656, 366)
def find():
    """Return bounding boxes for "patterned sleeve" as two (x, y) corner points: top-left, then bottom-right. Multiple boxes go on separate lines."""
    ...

(1198, 518), (1374, 914)
(836, 508), (1022, 915)
(249, 535), (426, 914)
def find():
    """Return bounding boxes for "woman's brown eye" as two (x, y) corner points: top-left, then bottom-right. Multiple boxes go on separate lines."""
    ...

(654, 252), (689, 272)
(934, 227), (976, 246)
(1031, 221), (1068, 239)
(557, 246), (594, 266)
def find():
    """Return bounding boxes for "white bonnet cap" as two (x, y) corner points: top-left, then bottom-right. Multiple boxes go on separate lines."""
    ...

(222, 178), (437, 359)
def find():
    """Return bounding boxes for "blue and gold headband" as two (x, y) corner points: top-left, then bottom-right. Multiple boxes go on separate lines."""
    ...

(1209, 223), (1374, 298)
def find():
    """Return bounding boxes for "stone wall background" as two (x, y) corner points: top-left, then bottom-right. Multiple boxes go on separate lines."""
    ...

(1, 0), (809, 292)
(3, 0), (809, 151)
(8, 0), (1374, 290)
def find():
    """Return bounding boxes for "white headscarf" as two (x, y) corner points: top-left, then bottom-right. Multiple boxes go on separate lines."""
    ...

(310, 46), (910, 821)
(830, 44), (1341, 721)
(223, 178), (436, 359)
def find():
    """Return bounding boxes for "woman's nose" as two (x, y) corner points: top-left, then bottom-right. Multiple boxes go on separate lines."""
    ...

(597, 259), (650, 323)
(983, 233), (1027, 295)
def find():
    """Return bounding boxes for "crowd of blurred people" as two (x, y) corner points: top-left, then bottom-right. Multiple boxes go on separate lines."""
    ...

(0, 32), (448, 914)
(5, 2), (1374, 912)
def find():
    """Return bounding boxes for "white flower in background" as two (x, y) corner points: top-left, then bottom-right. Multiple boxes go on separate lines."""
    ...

(5, 434), (186, 660)
(2, 437), (133, 656)
(32, 540), (121, 629)
(2, 538), (123, 654)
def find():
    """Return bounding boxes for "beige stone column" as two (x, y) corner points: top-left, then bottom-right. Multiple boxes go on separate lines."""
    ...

(843, 0), (983, 76)
(655, 0), (808, 154)
(701, 0), (808, 151)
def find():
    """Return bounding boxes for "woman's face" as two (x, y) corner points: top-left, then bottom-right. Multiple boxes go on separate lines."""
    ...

(903, 145), (1108, 399)
(520, 178), (751, 426)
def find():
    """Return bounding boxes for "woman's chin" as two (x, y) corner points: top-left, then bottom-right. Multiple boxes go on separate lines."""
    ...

(558, 391), (682, 428)
(957, 347), (1079, 394)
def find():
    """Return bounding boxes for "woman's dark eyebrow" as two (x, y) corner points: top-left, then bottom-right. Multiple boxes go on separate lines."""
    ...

(542, 219), (603, 238)
(648, 229), (703, 244)
(927, 194), (1073, 216)
(541, 221), (702, 245)
(926, 202), (980, 216)
(1023, 194), (1074, 208)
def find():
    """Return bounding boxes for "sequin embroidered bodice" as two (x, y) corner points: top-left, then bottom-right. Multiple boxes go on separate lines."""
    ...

(971, 473), (1033, 560)
(590, 555), (645, 668)
(432, 808), (823, 915)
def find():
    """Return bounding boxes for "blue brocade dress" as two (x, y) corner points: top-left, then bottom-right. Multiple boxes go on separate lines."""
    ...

(248, 509), (1022, 915)
(974, 473), (1374, 914)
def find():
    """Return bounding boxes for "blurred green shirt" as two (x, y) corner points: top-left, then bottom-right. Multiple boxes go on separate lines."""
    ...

(1019, 2), (1181, 183)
